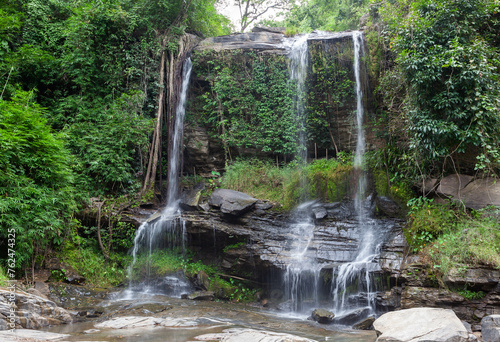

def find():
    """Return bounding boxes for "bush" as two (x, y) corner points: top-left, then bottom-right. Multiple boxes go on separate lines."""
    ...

(221, 157), (354, 210)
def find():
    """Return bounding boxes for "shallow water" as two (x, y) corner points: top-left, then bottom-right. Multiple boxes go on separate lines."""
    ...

(46, 293), (377, 342)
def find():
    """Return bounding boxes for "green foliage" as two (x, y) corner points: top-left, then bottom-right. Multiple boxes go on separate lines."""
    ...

(223, 242), (246, 253)
(0, 265), (9, 286)
(0, 91), (76, 269)
(379, 0), (500, 174)
(129, 250), (257, 302)
(456, 287), (486, 300)
(61, 239), (130, 287)
(221, 157), (354, 209)
(65, 92), (153, 195)
(307, 41), (354, 151)
(194, 51), (298, 158)
(421, 215), (500, 278)
(262, 0), (370, 33)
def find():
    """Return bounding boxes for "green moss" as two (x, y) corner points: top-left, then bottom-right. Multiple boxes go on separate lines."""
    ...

(0, 265), (9, 286)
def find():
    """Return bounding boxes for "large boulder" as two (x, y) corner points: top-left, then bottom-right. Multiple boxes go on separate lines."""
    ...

(373, 307), (468, 342)
(208, 189), (258, 216)
(195, 328), (316, 342)
(481, 315), (500, 342)
(310, 308), (335, 324)
(0, 288), (72, 330)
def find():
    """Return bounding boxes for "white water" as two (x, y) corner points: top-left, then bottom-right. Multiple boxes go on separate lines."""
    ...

(330, 31), (383, 317)
(282, 35), (323, 315)
(124, 58), (193, 298)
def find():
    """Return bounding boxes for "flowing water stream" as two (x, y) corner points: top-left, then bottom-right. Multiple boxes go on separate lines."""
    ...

(280, 31), (392, 322)
(123, 58), (193, 298)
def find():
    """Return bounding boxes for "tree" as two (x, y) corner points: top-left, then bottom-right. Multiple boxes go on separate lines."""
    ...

(233, 0), (292, 32)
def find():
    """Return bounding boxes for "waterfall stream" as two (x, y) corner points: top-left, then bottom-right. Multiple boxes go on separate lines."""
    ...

(125, 58), (193, 297)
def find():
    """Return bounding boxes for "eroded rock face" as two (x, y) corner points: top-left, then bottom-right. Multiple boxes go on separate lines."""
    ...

(481, 315), (500, 342)
(373, 307), (468, 342)
(0, 288), (72, 330)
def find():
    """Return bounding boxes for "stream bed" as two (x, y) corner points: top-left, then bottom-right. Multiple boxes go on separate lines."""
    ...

(45, 293), (377, 342)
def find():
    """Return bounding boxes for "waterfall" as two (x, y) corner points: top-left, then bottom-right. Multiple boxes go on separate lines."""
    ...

(125, 57), (193, 297)
(330, 31), (384, 318)
(281, 35), (323, 315)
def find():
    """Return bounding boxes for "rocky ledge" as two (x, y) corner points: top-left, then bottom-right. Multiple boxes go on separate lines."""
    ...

(0, 287), (72, 330)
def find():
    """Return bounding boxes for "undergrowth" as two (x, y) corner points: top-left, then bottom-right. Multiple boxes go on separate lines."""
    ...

(129, 250), (258, 302)
(221, 157), (354, 209)
(407, 200), (500, 279)
(60, 241), (131, 288)
(0, 266), (9, 287)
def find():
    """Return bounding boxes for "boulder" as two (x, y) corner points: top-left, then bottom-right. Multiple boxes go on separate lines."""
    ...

(481, 315), (500, 342)
(311, 205), (328, 220)
(437, 174), (474, 198)
(195, 328), (316, 342)
(353, 316), (375, 330)
(311, 308), (335, 324)
(376, 196), (401, 217)
(333, 308), (371, 325)
(0, 288), (72, 330)
(208, 189), (258, 216)
(180, 182), (205, 210)
(187, 291), (215, 301)
(0, 329), (70, 340)
(459, 178), (500, 210)
(373, 307), (468, 342)
(197, 270), (210, 290)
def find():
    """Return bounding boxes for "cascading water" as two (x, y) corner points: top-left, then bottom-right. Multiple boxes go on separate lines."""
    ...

(330, 31), (388, 318)
(281, 35), (324, 314)
(125, 57), (193, 297)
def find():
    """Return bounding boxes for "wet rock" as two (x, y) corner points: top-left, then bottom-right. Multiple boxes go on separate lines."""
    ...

(353, 316), (375, 330)
(208, 189), (257, 216)
(0, 328), (70, 340)
(373, 307), (468, 342)
(481, 315), (500, 342)
(187, 291), (215, 301)
(180, 182), (205, 210)
(311, 205), (328, 220)
(195, 328), (316, 342)
(375, 196), (401, 218)
(333, 308), (371, 325)
(95, 315), (199, 329)
(0, 288), (72, 330)
(311, 308), (335, 324)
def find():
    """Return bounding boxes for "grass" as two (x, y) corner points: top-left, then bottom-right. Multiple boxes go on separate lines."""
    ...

(221, 157), (354, 210)
(0, 265), (9, 287)
(129, 250), (258, 302)
(411, 204), (500, 279)
(60, 242), (131, 288)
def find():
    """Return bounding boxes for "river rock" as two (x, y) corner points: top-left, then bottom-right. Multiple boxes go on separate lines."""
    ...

(373, 307), (468, 342)
(0, 328), (70, 340)
(208, 189), (257, 216)
(481, 315), (500, 342)
(0, 288), (72, 330)
(187, 291), (215, 301)
(311, 205), (328, 220)
(333, 308), (371, 326)
(95, 315), (199, 329)
(353, 316), (375, 330)
(311, 308), (335, 324)
(195, 328), (316, 342)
